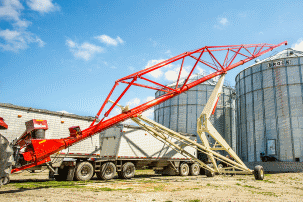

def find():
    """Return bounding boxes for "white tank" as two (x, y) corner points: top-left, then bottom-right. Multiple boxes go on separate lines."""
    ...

(235, 48), (303, 162)
(154, 74), (236, 152)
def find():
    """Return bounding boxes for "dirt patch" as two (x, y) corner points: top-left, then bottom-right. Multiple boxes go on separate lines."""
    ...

(1, 170), (303, 201)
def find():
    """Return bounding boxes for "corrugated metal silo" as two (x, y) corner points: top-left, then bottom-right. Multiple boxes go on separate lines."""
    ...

(235, 48), (303, 162)
(154, 74), (236, 152)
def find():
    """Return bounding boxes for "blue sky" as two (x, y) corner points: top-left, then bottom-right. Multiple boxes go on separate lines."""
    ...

(1, 0), (303, 119)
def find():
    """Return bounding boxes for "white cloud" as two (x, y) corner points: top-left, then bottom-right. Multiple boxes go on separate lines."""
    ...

(146, 96), (154, 102)
(219, 17), (228, 25)
(66, 39), (103, 61)
(142, 108), (154, 118)
(127, 98), (140, 107)
(214, 17), (229, 29)
(292, 38), (303, 51)
(145, 59), (165, 78)
(197, 67), (206, 75)
(0, 0), (24, 21)
(0, 29), (45, 51)
(95, 35), (124, 46)
(0, 0), (59, 51)
(26, 0), (60, 13)
(57, 110), (73, 114)
(165, 67), (189, 81)
(128, 66), (135, 71)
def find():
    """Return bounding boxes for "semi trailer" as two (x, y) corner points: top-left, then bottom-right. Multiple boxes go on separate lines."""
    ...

(0, 42), (288, 186)
(49, 124), (199, 181)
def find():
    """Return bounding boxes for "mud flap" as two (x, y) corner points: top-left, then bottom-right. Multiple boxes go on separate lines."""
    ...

(66, 167), (75, 181)
(0, 134), (14, 186)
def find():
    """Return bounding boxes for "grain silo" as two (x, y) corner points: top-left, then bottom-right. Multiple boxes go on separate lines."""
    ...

(154, 74), (236, 152)
(235, 48), (303, 162)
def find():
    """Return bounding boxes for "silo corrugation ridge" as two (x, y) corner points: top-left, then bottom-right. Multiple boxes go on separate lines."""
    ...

(154, 74), (236, 152)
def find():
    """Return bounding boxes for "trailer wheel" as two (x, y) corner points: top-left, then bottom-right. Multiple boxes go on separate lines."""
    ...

(254, 165), (264, 180)
(74, 161), (94, 181)
(179, 163), (189, 176)
(0, 176), (10, 185)
(118, 162), (135, 179)
(96, 162), (116, 180)
(189, 163), (200, 176)
(205, 164), (215, 177)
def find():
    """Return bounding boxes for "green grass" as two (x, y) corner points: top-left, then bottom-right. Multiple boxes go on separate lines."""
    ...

(153, 185), (165, 191)
(206, 183), (211, 186)
(289, 177), (300, 181)
(13, 180), (87, 189)
(242, 185), (259, 189)
(186, 200), (201, 202)
(12, 180), (133, 192)
(262, 179), (276, 183)
(249, 190), (278, 197)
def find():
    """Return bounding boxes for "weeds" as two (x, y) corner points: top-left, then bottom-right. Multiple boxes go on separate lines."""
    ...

(249, 190), (278, 197)
(262, 179), (275, 184)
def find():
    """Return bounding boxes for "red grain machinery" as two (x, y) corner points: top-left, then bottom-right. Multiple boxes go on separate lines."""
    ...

(0, 41), (287, 186)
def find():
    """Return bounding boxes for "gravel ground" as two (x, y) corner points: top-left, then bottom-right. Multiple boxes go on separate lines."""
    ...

(1, 169), (303, 202)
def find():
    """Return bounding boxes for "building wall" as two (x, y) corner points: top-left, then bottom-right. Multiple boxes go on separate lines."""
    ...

(0, 103), (100, 154)
(236, 55), (303, 162)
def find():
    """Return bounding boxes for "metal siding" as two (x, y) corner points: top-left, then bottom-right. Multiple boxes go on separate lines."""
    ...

(170, 106), (178, 131)
(158, 107), (164, 125)
(253, 72), (262, 91)
(265, 119), (278, 140)
(292, 128), (301, 158)
(276, 85), (289, 117)
(187, 105), (196, 134)
(278, 117), (293, 161)
(154, 81), (235, 152)
(235, 53), (303, 162)
(163, 107), (170, 128)
(178, 105), (187, 133)
(0, 105), (101, 155)
(252, 64), (261, 73)
(289, 85), (303, 117)
(263, 70), (274, 88)
(241, 124), (247, 161)
(264, 88), (276, 119)
(245, 67), (251, 76)
(287, 66), (300, 84)
(245, 76), (252, 93)
(254, 90), (264, 120)
(274, 67), (287, 86)
(246, 93), (253, 122)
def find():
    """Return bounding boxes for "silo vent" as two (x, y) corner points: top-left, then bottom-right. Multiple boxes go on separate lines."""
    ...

(289, 50), (294, 55)
(255, 59), (260, 63)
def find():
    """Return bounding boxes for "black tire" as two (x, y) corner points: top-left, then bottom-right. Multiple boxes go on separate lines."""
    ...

(54, 167), (69, 181)
(96, 162), (116, 180)
(200, 167), (205, 175)
(254, 165), (264, 180)
(1, 176), (10, 185)
(74, 161), (94, 181)
(118, 162), (135, 179)
(205, 164), (215, 177)
(189, 163), (200, 176)
(179, 163), (189, 176)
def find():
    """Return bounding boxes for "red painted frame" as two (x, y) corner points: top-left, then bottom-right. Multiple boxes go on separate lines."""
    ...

(12, 41), (287, 173)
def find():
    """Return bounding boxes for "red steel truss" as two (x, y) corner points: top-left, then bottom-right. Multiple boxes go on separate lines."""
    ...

(12, 41), (287, 173)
